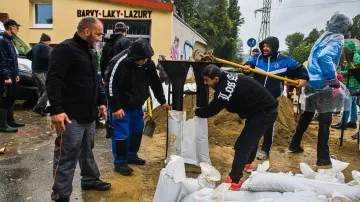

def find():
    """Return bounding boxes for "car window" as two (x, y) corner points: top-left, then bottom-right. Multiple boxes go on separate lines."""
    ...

(13, 36), (31, 56)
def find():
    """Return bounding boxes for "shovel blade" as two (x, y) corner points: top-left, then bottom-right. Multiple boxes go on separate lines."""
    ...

(143, 119), (156, 137)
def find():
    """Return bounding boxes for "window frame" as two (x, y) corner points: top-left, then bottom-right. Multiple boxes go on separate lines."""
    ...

(33, 2), (53, 28)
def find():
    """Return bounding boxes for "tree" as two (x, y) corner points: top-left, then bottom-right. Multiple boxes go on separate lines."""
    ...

(291, 42), (314, 63)
(304, 29), (321, 44)
(173, 0), (196, 21)
(285, 32), (304, 56)
(346, 14), (360, 39)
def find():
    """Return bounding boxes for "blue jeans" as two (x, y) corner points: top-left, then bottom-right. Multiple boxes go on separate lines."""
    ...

(109, 108), (144, 165)
(340, 88), (358, 124)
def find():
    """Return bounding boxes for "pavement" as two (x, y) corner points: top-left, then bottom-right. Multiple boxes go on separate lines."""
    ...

(0, 104), (138, 202)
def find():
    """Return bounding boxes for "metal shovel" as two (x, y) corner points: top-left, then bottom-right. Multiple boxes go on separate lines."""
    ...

(144, 97), (156, 137)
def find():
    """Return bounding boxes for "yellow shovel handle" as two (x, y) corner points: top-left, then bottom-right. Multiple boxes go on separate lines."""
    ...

(147, 98), (153, 117)
(213, 57), (299, 85)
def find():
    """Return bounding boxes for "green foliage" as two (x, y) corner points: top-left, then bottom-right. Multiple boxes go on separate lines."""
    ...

(172, 0), (245, 61)
(304, 28), (321, 44)
(291, 42), (314, 63)
(346, 14), (360, 39)
(285, 32), (304, 56)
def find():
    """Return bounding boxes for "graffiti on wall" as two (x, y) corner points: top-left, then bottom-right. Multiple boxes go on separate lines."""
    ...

(171, 16), (206, 61)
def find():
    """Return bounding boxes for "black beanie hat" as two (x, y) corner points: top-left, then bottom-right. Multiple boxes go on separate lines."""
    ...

(40, 33), (51, 42)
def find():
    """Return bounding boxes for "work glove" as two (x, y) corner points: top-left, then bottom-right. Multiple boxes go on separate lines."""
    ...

(327, 79), (340, 89)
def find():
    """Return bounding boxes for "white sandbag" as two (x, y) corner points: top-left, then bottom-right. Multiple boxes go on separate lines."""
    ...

(329, 192), (352, 202)
(182, 118), (198, 165)
(182, 117), (211, 165)
(347, 171), (360, 186)
(168, 111), (186, 160)
(181, 178), (201, 194)
(278, 191), (327, 202)
(198, 162), (221, 189)
(242, 172), (360, 201)
(165, 155), (186, 183)
(300, 159), (349, 184)
(153, 169), (182, 202)
(224, 191), (282, 201)
(181, 188), (217, 202)
(213, 183), (231, 201)
(300, 162), (316, 179)
(195, 117), (211, 164)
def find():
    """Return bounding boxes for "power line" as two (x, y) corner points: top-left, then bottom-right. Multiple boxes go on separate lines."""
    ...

(277, 0), (360, 9)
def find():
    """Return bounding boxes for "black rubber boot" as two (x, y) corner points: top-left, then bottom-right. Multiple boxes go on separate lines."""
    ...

(114, 164), (133, 175)
(7, 106), (25, 127)
(0, 108), (17, 133)
(346, 122), (357, 129)
(316, 159), (332, 166)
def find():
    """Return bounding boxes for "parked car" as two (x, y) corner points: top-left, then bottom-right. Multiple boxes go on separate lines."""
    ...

(0, 22), (38, 105)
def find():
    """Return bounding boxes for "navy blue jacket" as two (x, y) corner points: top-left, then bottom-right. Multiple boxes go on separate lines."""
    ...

(0, 32), (19, 79)
(244, 37), (309, 98)
(26, 42), (51, 73)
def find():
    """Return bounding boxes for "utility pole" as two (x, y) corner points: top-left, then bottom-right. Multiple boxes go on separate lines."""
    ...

(254, 0), (272, 43)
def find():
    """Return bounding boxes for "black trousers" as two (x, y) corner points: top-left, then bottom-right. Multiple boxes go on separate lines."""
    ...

(229, 109), (278, 183)
(0, 78), (16, 109)
(291, 111), (332, 161)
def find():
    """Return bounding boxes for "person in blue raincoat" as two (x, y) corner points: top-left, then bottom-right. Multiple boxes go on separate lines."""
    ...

(289, 12), (353, 166)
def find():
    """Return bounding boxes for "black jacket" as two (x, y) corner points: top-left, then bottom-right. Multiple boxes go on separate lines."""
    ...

(104, 39), (166, 112)
(0, 32), (19, 79)
(46, 33), (105, 122)
(195, 72), (278, 119)
(26, 42), (51, 73)
(244, 36), (309, 98)
(100, 34), (132, 79)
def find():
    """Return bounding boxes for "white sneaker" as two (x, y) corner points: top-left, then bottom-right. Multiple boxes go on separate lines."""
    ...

(256, 150), (269, 160)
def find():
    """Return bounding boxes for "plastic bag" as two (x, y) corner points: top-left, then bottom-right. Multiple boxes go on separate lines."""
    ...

(300, 84), (352, 113)
(165, 155), (186, 183)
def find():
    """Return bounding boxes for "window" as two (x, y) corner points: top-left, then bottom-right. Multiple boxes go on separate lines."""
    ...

(13, 35), (31, 56)
(34, 3), (53, 28)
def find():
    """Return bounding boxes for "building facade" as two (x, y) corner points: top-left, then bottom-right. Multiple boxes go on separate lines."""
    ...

(1, 0), (206, 61)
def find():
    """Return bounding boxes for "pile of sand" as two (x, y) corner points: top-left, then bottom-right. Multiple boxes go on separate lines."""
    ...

(148, 93), (302, 147)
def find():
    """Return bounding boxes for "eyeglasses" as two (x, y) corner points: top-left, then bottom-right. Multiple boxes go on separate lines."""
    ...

(11, 26), (19, 30)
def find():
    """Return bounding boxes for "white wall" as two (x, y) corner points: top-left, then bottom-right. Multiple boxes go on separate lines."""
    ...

(170, 14), (206, 61)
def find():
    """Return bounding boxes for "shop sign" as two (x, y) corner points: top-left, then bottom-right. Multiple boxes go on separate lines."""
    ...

(77, 10), (153, 18)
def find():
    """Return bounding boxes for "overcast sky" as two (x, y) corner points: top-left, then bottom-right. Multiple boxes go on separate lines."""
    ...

(238, 0), (360, 54)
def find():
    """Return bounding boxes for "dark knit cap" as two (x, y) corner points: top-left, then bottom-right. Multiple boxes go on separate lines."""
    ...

(40, 33), (51, 42)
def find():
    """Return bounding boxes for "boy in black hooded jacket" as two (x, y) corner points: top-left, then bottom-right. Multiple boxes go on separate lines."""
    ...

(104, 38), (170, 175)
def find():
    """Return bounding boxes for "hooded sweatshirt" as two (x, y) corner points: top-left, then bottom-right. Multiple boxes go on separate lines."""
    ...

(104, 38), (166, 112)
(244, 36), (309, 98)
(100, 34), (132, 79)
(341, 41), (360, 88)
(306, 12), (354, 90)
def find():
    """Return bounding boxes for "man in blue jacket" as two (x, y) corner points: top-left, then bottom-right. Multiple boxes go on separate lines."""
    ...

(243, 36), (309, 171)
(0, 19), (25, 133)
(289, 13), (354, 166)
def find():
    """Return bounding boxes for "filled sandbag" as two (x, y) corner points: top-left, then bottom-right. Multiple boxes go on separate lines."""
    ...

(242, 172), (360, 201)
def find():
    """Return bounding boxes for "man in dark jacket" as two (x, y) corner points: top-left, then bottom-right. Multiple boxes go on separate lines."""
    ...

(46, 17), (111, 202)
(100, 22), (131, 79)
(156, 54), (169, 84)
(243, 36), (309, 168)
(27, 33), (51, 116)
(195, 64), (278, 190)
(0, 19), (25, 133)
(104, 38), (170, 175)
